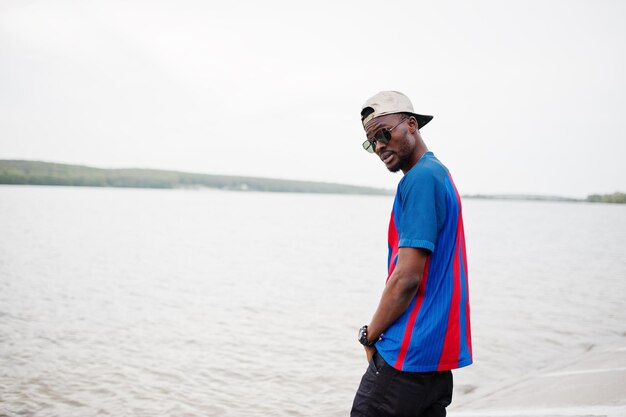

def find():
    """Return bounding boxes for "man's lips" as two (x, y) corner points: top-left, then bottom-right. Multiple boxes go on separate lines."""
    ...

(380, 151), (394, 165)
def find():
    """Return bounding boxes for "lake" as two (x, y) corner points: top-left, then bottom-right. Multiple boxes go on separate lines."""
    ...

(1, 185), (625, 416)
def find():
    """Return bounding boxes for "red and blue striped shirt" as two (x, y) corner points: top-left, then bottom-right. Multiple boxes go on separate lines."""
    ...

(376, 152), (473, 372)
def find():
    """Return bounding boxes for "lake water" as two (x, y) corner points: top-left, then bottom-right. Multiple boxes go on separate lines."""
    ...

(1, 185), (625, 416)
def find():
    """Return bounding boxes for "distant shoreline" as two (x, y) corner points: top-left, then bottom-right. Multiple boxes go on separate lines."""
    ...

(0, 159), (392, 196)
(1, 160), (624, 203)
(463, 194), (583, 203)
(463, 193), (626, 204)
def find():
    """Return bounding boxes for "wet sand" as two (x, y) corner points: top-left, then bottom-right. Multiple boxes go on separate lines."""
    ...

(452, 343), (626, 417)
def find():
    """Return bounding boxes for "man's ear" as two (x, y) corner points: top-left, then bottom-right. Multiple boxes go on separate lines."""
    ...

(407, 116), (418, 133)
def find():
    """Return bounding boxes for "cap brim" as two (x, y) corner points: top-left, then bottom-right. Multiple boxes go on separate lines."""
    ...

(412, 114), (433, 129)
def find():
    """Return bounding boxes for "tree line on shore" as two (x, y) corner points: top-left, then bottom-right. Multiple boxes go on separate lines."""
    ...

(0, 160), (391, 195)
(585, 192), (626, 204)
(1, 160), (624, 203)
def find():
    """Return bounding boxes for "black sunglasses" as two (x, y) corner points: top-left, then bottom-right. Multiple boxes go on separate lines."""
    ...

(362, 117), (408, 153)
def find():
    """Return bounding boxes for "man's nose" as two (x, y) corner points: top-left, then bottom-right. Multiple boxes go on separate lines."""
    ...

(374, 140), (387, 155)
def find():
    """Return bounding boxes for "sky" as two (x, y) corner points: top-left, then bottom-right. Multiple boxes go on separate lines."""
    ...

(1, 0), (625, 197)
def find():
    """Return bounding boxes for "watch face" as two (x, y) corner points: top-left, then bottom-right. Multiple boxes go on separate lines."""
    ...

(358, 326), (368, 345)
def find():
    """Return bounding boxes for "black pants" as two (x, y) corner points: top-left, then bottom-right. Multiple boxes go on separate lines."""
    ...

(350, 351), (453, 417)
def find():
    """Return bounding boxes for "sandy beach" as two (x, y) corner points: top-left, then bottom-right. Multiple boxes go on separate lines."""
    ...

(452, 342), (626, 417)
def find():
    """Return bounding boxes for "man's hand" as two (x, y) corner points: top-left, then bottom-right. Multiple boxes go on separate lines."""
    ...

(364, 345), (376, 362)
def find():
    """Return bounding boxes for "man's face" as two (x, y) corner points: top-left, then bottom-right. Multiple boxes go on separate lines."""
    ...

(364, 114), (414, 173)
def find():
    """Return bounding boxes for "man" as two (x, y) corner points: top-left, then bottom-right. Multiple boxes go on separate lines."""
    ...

(351, 91), (472, 417)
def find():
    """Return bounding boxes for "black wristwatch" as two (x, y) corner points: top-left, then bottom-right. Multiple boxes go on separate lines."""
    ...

(358, 325), (377, 347)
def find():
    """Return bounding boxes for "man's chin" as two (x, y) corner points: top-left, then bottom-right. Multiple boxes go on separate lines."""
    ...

(385, 154), (409, 173)
(385, 159), (403, 173)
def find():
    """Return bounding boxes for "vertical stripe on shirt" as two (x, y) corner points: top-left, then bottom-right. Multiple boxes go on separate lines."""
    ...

(393, 259), (430, 369)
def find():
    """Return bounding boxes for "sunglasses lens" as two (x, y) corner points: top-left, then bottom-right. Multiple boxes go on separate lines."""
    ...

(375, 128), (391, 144)
(362, 140), (375, 153)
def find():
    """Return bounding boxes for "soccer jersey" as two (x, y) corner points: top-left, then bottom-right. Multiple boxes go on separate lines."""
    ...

(376, 152), (473, 372)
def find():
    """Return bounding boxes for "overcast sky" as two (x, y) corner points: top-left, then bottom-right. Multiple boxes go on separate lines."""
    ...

(1, 0), (624, 197)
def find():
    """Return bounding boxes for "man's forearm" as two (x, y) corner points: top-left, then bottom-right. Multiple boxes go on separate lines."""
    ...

(366, 270), (422, 342)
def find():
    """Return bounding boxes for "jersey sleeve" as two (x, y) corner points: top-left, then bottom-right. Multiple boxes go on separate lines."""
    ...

(397, 169), (439, 252)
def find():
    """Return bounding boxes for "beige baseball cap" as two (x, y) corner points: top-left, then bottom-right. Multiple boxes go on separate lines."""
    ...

(361, 90), (433, 129)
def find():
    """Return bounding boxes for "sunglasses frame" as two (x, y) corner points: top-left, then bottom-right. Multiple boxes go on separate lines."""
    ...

(362, 116), (409, 153)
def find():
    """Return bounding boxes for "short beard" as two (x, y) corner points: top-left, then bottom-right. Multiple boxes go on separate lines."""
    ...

(387, 144), (412, 173)
(387, 163), (402, 173)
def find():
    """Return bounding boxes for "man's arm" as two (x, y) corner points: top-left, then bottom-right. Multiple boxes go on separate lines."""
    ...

(363, 247), (430, 360)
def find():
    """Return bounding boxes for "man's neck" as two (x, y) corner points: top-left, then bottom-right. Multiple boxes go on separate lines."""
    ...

(401, 147), (429, 174)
